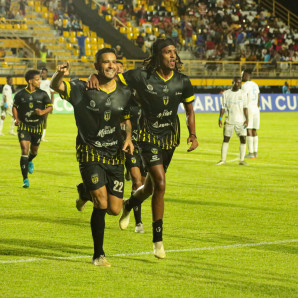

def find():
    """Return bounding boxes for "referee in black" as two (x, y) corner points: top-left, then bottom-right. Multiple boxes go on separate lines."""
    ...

(51, 48), (134, 267)
(88, 38), (198, 259)
(12, 70), (53, 188)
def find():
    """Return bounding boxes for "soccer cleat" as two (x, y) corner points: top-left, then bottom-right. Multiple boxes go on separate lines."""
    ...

(254, 152), (258, 158)
(216, 160), (226, 165)
(76, 197), (87, 211)
(153, 241), (166, 259)
(9, 131), (17, 135)
(245, 153), (255, 159)
(239, 161), (248, 166)
(119, 199), (131, 230)
(23, 178), (29, 188)
(135, 223), (145, 233)
(41, 137), (48, 142)
(28, 161), (34, 174)
(92, 255), (111, 267)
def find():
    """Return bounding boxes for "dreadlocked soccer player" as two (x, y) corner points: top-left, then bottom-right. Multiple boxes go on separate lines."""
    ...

(51, 48), (134, 267)
(12, 70), (53, 188)
(87, 38), (198, 259)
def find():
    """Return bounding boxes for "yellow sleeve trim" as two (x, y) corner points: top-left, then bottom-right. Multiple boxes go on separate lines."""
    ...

(123, 114), (130, 120)
(60, 81), (71, 100)
(184, 95), (195, 103)
(118, 74), (127, 86)
(45, 104), (53, 108)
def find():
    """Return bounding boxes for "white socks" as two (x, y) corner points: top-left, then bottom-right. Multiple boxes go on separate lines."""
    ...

(0, 118), (3, 133)
(240, 144), (246, 161)
(247, 136), (253, 153)
(10, 118), (15, 133)
(253, 136), (258, 153)
(221, 142), (229, 161)
(42, 129), (46, 138)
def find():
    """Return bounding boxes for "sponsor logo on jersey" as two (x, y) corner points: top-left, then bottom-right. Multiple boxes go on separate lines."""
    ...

(175, 92), (182, 95)
(151, 148), (158, 154)
(157, 110), (172, 118)
(91, 174), (99, 184)
(150, 155), (160, 162)
(29, 96), (33, 101)
(147, 84), (153, 91)
(163, 85), (169, 93)
(152, 121), (171, 128)
(90, 100), (96, 108)
(163, 96), (169, 105)
(97, 126), (116, 137)
(105, 98), (111, 106)
(104, 110), (111, 121)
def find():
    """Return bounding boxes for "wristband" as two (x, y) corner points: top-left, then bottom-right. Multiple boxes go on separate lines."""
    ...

(219, 117), (222, 120)
(189, 133), (196, 138)
(4, 102), (8, 109)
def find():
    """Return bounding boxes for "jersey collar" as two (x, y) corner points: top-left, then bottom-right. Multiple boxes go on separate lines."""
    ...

(25, 88), (36, 94)
(156, 70), (174, 82)
(98, 81), (117, 94)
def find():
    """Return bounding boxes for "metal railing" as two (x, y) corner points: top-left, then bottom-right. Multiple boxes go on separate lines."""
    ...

(1, 58), (297, 78)
(259, 0), (298, 28)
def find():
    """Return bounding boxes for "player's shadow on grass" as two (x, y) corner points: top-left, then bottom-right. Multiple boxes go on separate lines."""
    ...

(0, 238), (91, 258)
(166, 197), (277, 212)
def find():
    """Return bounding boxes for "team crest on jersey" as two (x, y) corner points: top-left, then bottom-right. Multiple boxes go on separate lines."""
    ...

(163, 85), (169, 93)
(91, 174), (99, 184)
(151, 148), (158, 154)
(90, 100), (96, 108)
(147, 84), (153, 91)
(105, 98), (111, 106)
(29, 103), (33, 108)
(131, 157), (137, 164)
(104, 110), (111, 121)
(163, 96), (169, 105)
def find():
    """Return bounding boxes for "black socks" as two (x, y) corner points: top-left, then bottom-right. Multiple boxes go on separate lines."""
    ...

(91, 208), (107, 260)
(133, 205), (142, 225)
(20, 155), (28, 180)
(28, 152), (37, 162)
(152, 219), (163, 243)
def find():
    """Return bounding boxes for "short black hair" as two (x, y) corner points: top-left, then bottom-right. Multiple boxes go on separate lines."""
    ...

(242, 69), (252, 75)
(6, 76), (12, 81)
(233, 76), (241, 82)
(41, 67), (48, 72)
(95, 48), (116, 63)
(25, 70), (40, 83)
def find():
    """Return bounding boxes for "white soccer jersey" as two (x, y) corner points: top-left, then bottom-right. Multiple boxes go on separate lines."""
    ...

(222, 89), (247, 125)
(241, 80), (260, 108)
(40, 79), (52, 98)
(2, 84), (13, 106)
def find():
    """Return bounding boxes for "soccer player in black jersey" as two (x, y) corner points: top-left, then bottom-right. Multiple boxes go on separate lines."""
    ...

(88, 38), (198, 259)
(50, 48), (134, 267)
(12, 70), (53, 188)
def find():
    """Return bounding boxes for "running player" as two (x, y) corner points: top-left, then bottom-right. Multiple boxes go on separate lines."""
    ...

(39, 68), (55, 142)
(216, 77), (248, 166)
(12, 70), (53, 188)
(0, 76), (16, 135)
(241, 69), (260, 159)
(50, 48), (134, 267)
(88, 38), (198, 259)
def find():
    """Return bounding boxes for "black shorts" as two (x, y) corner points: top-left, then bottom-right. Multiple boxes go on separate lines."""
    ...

(79, 162), (125, 198)
(125, 146), (147, 177)
(18, 129), (42, 146)
(139, 142), (175, 173)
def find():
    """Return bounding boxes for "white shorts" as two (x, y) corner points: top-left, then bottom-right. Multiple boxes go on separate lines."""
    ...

(224, 123), (247, 138)
(247, 107), (260, 129)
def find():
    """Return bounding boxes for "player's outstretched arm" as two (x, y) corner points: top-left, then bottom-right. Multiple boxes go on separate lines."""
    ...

(50, 61), (70, 94)
(122, 119), (134, 155)
(184, 102), (198, 152)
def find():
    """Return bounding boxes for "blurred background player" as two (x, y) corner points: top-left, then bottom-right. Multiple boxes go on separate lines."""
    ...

(12, 70), (53, 188)
(0, 76), (16, 136)
(282, 81), (291, 94)
(241, 69), (260, 159)
(217, 77), (248, 166)
(40, 68), (55, 142)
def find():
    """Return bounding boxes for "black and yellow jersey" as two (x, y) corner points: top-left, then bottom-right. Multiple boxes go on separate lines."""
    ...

(61, 79), (132, 164)
(129, 101), (142, 144)
(119, 68), (194, 150)
(13, 88), (52, 133)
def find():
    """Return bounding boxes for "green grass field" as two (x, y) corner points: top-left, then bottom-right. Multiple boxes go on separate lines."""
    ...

(0, 112), (297, 297)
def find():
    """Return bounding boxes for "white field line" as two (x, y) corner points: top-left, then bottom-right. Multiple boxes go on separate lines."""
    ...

(0, 239), (297, 264)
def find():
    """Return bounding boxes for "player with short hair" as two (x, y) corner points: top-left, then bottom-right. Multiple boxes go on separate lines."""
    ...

(0, 76), (16, 136)
(39, 68), (55, 142)
(12, 70), (53, 188)
(87, 38), (198, 259)
(216, 77), (248, 166)
(241, 69), (260, 159)
(50, 48), (134, 267)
